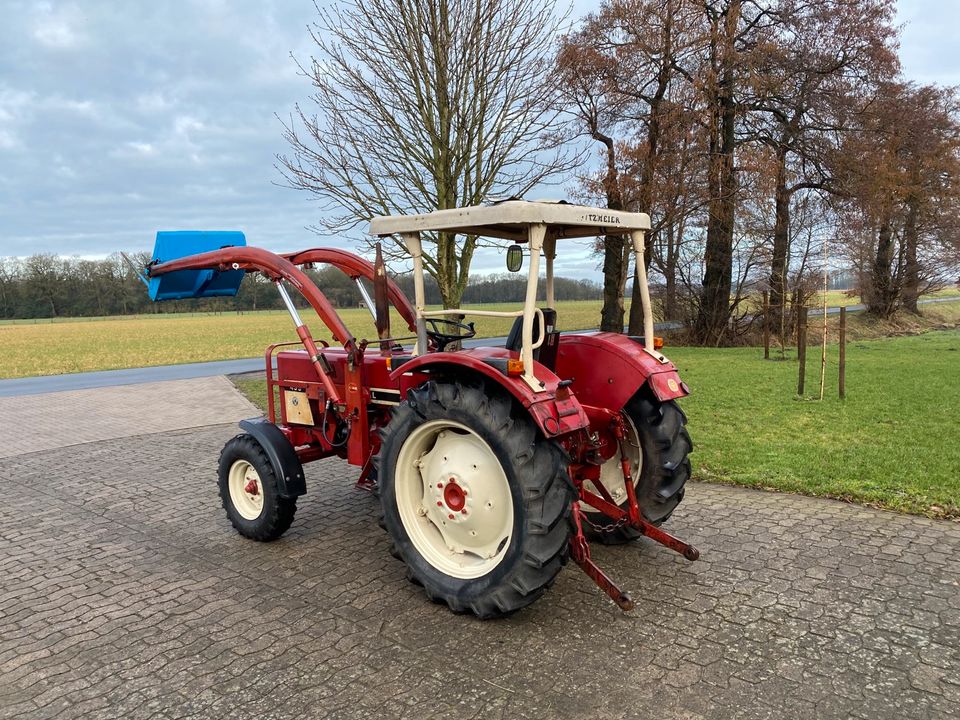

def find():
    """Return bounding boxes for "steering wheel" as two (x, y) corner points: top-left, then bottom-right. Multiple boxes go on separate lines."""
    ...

(424, 318), (477, 352)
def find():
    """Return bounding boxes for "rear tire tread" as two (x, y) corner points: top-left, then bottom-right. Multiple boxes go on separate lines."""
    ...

(378, 380), (574, 619)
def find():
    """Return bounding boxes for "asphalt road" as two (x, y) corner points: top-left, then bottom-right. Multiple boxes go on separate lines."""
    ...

(0, 358), (268, 397)
(817, 296), (956, 315)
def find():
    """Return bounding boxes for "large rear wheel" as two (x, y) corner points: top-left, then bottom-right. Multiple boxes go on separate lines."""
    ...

(379, 381), (574, 619)
(583, 388), (692, 544)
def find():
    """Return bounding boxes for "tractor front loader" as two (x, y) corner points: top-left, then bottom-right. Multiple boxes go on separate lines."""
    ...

(139, 201), (697, 618)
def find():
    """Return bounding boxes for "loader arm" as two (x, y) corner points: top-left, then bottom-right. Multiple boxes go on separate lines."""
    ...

(281, 248), (417, 332)
(148, 246), (358, 357)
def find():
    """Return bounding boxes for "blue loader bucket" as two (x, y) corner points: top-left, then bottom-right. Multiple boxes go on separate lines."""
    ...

(148, 230), (247, 301)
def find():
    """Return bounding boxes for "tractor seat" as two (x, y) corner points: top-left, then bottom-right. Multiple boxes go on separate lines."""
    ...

(505, 308), (559, 370)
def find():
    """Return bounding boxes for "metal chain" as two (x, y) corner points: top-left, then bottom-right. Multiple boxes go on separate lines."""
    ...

(580, 510), (631, 535)
(578, 412), (640, 536)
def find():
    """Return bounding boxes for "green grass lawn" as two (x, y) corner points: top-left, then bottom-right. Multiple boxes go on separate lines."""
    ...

(233, 329), (960, 519)
(670, 331), (960, 519)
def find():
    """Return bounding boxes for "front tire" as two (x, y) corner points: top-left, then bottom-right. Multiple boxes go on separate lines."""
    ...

(583, 389), (692, 544)
(218, 434), (297, 541)
(379, 381), (574, 619)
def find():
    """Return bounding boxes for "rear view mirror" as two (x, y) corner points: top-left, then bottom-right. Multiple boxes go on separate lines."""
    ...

(506, 244), (523, 272)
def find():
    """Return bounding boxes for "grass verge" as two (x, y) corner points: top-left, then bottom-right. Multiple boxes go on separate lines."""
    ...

(232, 375), (273, 414)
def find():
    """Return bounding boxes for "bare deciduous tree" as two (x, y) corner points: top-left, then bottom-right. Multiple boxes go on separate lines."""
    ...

(555, 0), (701, 333)
(278, 0), (578, 308)
(836, 82), (960, 318)
(554, 36), (628, 332)
(747, 0), (897, 325)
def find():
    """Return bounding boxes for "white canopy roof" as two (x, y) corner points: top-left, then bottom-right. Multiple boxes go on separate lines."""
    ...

(368, 200), (651, 242)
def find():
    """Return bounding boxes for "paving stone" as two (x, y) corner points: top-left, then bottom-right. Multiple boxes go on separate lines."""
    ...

(1, 424), (959, 718)
(0, 376), (256, 457)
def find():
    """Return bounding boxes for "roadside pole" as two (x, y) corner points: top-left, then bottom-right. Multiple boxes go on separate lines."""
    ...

(819, 240), (828, 401)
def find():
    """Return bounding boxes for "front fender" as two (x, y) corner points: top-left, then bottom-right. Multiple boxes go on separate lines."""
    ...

(239, 418), (307, 498)
(389, 348), (590, 439)
(554, 333), (689, 413)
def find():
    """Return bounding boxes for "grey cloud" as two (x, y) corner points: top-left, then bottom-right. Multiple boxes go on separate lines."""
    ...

(896, 0), (960, 87)
(0, 0), (955, 283)
(0, 0), (323, 257)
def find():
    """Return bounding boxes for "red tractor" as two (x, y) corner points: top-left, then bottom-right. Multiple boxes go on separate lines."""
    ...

(142, 201), (696, 618)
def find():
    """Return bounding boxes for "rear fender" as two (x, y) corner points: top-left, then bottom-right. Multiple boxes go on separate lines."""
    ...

(389, 349), (590, 439)
(554, 333), (688, 414)
(239, 418), (307, 498)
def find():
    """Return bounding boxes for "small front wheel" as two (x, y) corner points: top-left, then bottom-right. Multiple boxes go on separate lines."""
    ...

(218, 434), (297, 541)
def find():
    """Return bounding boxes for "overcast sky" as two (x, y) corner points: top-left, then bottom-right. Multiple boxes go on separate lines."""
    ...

(1, 0), (958, 276)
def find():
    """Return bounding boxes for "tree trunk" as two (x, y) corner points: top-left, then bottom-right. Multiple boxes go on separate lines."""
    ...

(868, 218), (897, 318)
(628, 251), (643, 335)
(601, 235), (626, 331)
(696, 72), (736, 344)
(768, 148), (790, 328)
(901, 196), (921, 314)
(695, 0), (739, 345)
(48, 297), (58, 317)
(597, 132), (626, 332)
(663, 222), (678, 321)
(436, 230), (461, 309)
(627, 17), (673, 336)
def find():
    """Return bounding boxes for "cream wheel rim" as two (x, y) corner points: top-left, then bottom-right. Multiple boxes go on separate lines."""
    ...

(584, 413), (642, 508)
(228, 460), (264, 520)
(394, 420), (514, 579)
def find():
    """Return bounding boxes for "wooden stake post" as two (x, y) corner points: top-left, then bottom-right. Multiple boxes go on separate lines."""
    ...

(763, 291), (770, 360)
(839, 306), (846, 399)
(797, 308), (807, 396)
(819, 241), (828, 400)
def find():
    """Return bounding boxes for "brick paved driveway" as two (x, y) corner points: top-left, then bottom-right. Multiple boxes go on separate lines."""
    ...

(2, 424), (958, 719)
(0, 378), (257, 458)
